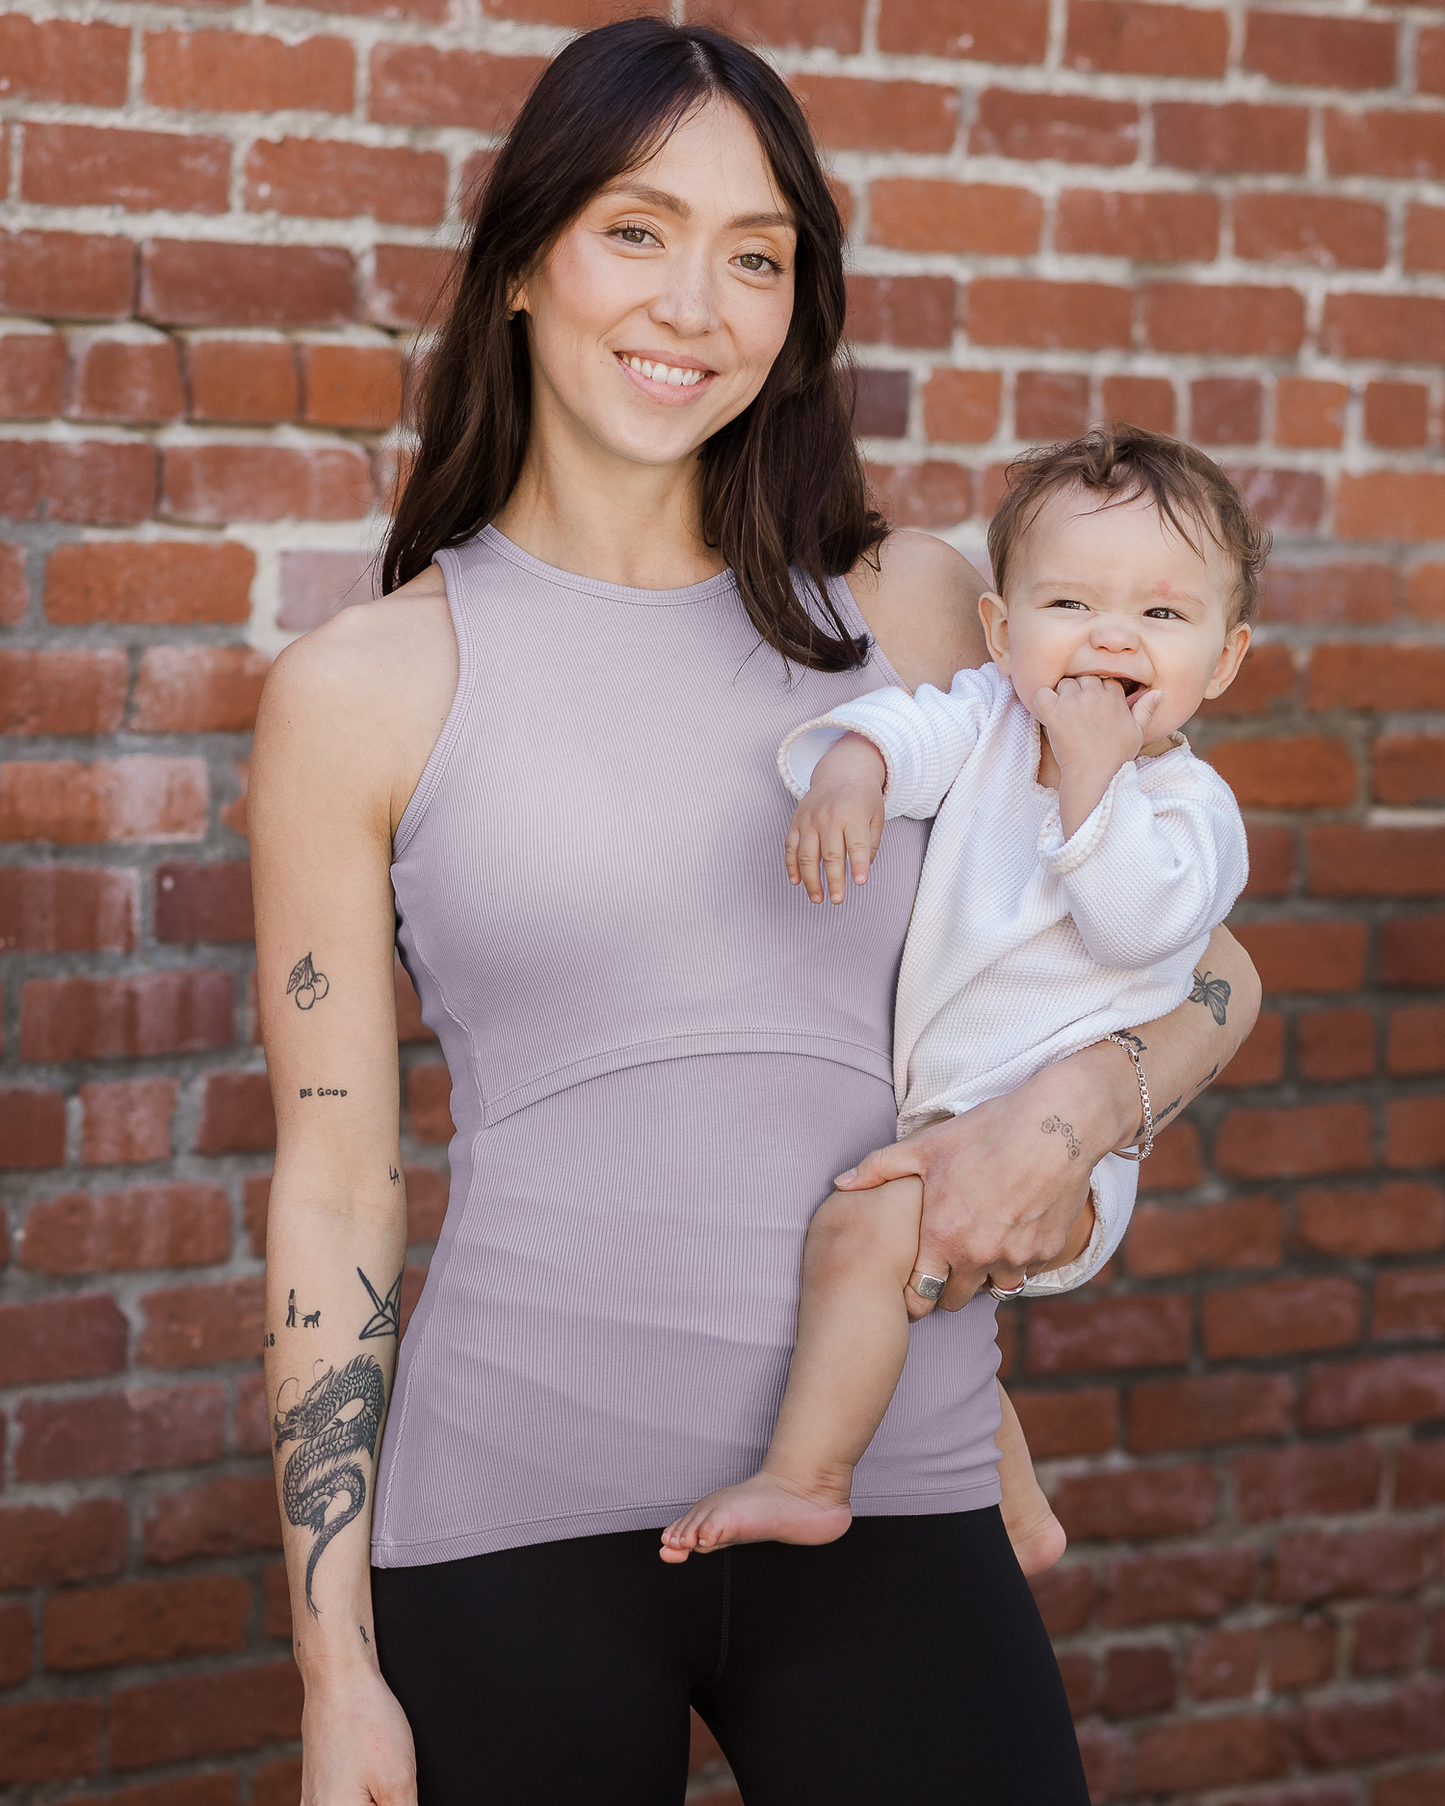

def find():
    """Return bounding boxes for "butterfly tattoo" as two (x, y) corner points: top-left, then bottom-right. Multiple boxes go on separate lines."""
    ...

(1189, 968), (1231, 1026)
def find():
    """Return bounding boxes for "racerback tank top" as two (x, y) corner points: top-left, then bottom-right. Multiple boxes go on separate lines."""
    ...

(372, 526), (1004, 1568)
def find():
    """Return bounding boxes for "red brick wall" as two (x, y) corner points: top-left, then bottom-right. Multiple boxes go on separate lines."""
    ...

(2, 3), (1444, 1801)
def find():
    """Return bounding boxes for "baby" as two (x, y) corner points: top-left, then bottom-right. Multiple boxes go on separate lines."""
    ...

(661, 425), (1264, 1571)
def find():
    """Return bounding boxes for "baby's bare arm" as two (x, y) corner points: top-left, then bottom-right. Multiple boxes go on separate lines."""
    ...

(785, 733), (888, 903)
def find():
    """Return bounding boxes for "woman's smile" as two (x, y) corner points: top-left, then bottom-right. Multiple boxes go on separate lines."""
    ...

(613, 348), (718, 399)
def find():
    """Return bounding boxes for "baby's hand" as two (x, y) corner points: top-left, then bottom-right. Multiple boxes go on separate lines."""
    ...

(785, 733), (887, 904)
(1033, 675), (1163, 774)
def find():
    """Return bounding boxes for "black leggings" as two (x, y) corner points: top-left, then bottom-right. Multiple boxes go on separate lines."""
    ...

(372, 1507), (1088, 1805)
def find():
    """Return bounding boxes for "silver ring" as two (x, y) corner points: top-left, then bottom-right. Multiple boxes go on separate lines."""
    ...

(987, 1276), (1029, 1301)
(908, 1269), (947, 1301)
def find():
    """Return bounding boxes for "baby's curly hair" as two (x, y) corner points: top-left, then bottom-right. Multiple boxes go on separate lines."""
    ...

(987, 425), (1271, 625)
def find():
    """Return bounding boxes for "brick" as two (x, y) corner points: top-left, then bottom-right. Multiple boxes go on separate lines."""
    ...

(1235, 193), (1387, 271)
(1215, 1102), (1371, 1179)
(1375, 1268), (1445, 1345)
(1215, 1010), (1285, 1086)
(1155, 102), (1309, 174)
(1055, 188), (1218, 263)
(406, 1063), (454, 1144)
(968, 279), (1131, 351)
(1423, 27), (1445, 97)
(853, 369), (908, 439)
(1013, 371), (1088, 440)
(1025, 1293), (1190, 1374)
(0, 1500), (127, 1587)
(1355, 1604), (1423, 1676)
(301, 342), (404, 431)
(1243, 824), (1294, 895)
(15, 1383), (226, 1481)
(1201, 641), (1296, 715)
(1228, 464), (1324, 532)
(82, 1076), (176, 1165)
(877, 0), (1048, 62)
(195, 1071), (275, 1154)
(405, 1166), (447, 1242)
(140, 1276), (264, 1368)
(1298, 1681), (1445, 1766)
(277, 547), (375, 630)
(1304, 1354), (1445, 1430)
(1066, 2), (1227, 78)
(0, 648), (128, 735)
(1101, 374), (1175, 433)
(1186, 1628), (1257, 1701)
(145, 29), (353, 113)
(1266, 1615), (1337, 1691)
(1377, 738), (1445, 809)
(1233, 1440), (1382, 1523)
(1011, 1387), (1119, 1457)
(847, 276), (955, 350)
(1380, 915), (1445, 988)
(0, 867), (136, 953)
(1143, 284), (1304, 355)
(1323, 295), (1445, 366)
(1364, 382), (1429, 450)
(865, 462), (972, 530)
(247, 137), (445, 227)
(1263, 560), (1392, 624)
(1405, 202), (1445, 273)
(1056, 1650), (1093, 1717)
(234, 1372), (272, 1455)
(1388, 1096), (1445, 1170)
(142, 240), (354, 329)
(0, 1601), (31, 1690)
(870, 180), (1040, 256)
(22, 970), (235, 1061)
(706, 0), (860, 52)
(186, 339), (298, 424)
(0, 1699), (104, 1784)
(1377, 1767), (1445, 1806)
(1136, 1119), (1203, 1191)
(1100, 1642), (1175, 1718)
(69, 336), (184, 425)
(0, 439), (156, 525)
(1327, 110), (1445, 180)
(21, 1183), (231, 1273)
(972, 90), (1140, 165)
(0, 541), (24, 624)
(1309, 826), (1445, 899)
(1129, 1372), (1295, 1453)
(0, 1086), (65, 1167)
(1204, 1278), (1363, 1359)
(0, 1295), (127, 1387)
(368, 45), (545, 130)
(1136, 1715), (1290, 1791)
(1245, 12), (1397, 92)
(82, 1780), (238, 1806)
(1298, 1009), (1376, 1083)
(155, 861), (253, 942)
(792, 76), (959, 155)
(0, 16), (129, 104)
(1389, 1005), (1445, 1075)
(1298, 1182), (1445, 1258)
(253, 1762), (304, 1806)
(1029, 1565), (1094, 1636)
(1310, 645), (1445, 713)
(1055, 1463), (1216, 1541)
(110, 1664), (303, 1769)
(364, 243), (455, 330)
(1397, 1442), (1445, 1508)
(0, 229), (135, 320)
(1, 758), (207, 845)
(133, 647), (270, 733)
(144, 1474), (281, 1563)
(46, 540), (253, 625)
(1274, 378), (1349, 450)
(1125, 1196), (1283, 1276)
(1103, 1547), (1258, 1627)
(0, 331), (67, 417)
(1191, 377), (1262, 446)
(45, 1575), (250, 1672)
(22, 124), (229, 214)
(162, 444), (373, 523)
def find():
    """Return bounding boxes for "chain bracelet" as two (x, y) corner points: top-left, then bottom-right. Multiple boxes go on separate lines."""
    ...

(1104, 1032), (1153, 1161)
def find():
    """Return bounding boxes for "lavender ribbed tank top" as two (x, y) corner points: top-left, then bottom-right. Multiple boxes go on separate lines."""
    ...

(371, 526), (1004, 1569)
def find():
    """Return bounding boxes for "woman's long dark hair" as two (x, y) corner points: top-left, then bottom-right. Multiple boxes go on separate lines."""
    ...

(382, 16), (883, 670)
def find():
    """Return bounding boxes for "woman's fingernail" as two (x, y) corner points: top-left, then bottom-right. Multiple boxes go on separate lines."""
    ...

(836, 1168), (856, 1184)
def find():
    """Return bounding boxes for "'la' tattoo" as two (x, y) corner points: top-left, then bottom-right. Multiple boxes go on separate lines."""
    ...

(287, 952), (330, 1010)
(357, 1266), (403, 1340)
(1041, 1116), (1081, 1159)
(1189, 968), (1231, 1025)
(274, 1356), (385, 1619)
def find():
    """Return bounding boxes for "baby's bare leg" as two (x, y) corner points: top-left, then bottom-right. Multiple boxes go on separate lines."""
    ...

(995, 1383), (1066, 1576)
(661, 1176), (924, 1561)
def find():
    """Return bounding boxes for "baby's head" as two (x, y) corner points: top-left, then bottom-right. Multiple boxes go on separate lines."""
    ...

(982, 426), (1269, 745)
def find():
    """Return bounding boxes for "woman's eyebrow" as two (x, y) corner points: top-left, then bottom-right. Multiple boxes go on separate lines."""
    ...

(603, 182), (793, 231)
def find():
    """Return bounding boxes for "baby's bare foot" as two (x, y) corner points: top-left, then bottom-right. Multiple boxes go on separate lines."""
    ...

(1002, 1498), (1067, 1577)
(660, 1473), (853, 1563)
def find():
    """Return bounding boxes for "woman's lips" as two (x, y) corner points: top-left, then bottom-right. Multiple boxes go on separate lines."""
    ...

(614, 351), (717, 402)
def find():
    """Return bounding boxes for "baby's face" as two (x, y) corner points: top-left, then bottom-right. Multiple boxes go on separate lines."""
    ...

(981, 486), (1252, 748)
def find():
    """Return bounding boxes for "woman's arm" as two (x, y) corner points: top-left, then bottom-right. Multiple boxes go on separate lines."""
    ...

(838, 923), (1261, 1311)
(251, 601), (445, 1806)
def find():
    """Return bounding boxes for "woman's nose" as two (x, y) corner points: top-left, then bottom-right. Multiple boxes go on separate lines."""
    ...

(650, 253), (720, 339)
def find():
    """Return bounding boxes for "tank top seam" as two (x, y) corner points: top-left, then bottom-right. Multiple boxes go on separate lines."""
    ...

(481, 523), (739, 607)
(391, 547), (479, 862)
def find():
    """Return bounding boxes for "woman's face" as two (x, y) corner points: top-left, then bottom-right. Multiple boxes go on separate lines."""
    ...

(514, 99), (798, 475)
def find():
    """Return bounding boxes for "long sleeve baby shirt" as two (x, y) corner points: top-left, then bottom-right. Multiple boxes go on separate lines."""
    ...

(780, 661), (1249, 1292)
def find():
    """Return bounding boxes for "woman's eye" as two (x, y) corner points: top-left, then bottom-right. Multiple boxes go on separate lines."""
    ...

(613, 225), (656, 247)
(736, 252), (781, 273)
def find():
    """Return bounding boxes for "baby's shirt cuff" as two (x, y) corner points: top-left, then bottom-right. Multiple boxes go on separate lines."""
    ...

(1035, 766), (1130, 876)
(778, 717), (896, 802)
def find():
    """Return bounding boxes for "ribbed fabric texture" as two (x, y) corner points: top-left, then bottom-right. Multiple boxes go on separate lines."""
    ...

(780, 662), (1249, 1292)
(372, 529), (1004, 1569)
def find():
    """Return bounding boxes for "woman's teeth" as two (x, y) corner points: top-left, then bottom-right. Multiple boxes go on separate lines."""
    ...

(622, 355), (706, 387)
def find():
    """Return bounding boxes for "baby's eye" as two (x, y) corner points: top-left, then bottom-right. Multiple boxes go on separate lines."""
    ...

(1143, 606), (1184, 620)
(1047, 598), (1087, 610)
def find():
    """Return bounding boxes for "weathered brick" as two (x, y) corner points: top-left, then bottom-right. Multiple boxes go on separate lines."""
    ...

(21, 1183), (231, 1273)
(1262, 560), (1393, 624)
(1014, 371), (1089, 440)
(865, 462), (972, 530)
(1304, 1354), (1445, 1430)
(1203, 1278), (1363, 1359)
(1103, 1547), (1258, 1627)
(0, 541), (24, 624)
(0, 1500), (128, 1588)
(1026, 1293), (1190, 1374)
(0, 648), (128, 735)
(1143, 284), (1305, 355)
(1274, 378), (1349, 450)
(1100, 1642), (1175, 1718)
(792, 75), (959, 155)
(22, 970), (235, 1061)
(0, 1699), (105, 1784)
(139, 1277), (264, 1368)
(972, 90), (1139, 165)
(155, 861), (254, 943)
(1297, 1009), (1376, 1083)
(1200, 640), (1296, 714)
(144, 29), (354, 114)
(0, 331), (67, 418)
(1054, 1463), (1217, 1541)
(1101, 374), (1175, 434)
(1354, 1603), (1423, 1676)
(1232, 1441), (1383, 1522)
(0, 1294), (128, 1388)
(1029, 1565), (1094, 1636)
(877, 0), (1047, 62)
(1297, 1182), (1445, 1258)
(1067, 2), (1227, 78)
(363, 243), (455, 330)
(195, 1071), (275, 1153)
(870, 180), (1040, 256)
(0, 439), (156, 524)
(22, 124), (229, 214)
(81, 1076), (176, 1165)
(1388, 1004), (1445, 1076)
(0, 1085), (66, 1168)
(1124, 1197), (1283, 1276)
(368, 45), (545, 130)
(711, 0), (860, 53)
(1380, 915), (1445, 988)
(132, 647), (270, 733)
(0, 1602), (32, 1689)
(186, 339), (298, 425)
(1129, 1372), (1295, 1453)
(1011, 1387), (1119, 1458)
(1405, 202), (1445, 273)
(142, 240), (354, 330)
(0, 867), (136, 954)
(1365, 382), (1430, 450)
(847, 276), (955, 350)
(110, 1663), (303, 1769)
(1308, 826), (1445, 899)
(1235, 193), (1387, 271)
(1309, 645), (1445, 713)
(1154, 102), (1309, 174)
(1322, 295), (1445, 365)
(143, 1474), (281, 1563)
(1376, 1766), (1445, 1806)
(1228, 464), (1324, 532)
(69, 335), (185, 424)
(853, 369), (909, 439)
(1185, 1628), (1256, 1701)
(1297, 1681), (1445, 1766)
(1244, 12), (1398, 92)
(45, 540), (253, 625)
(300, 342), (405, 431)
(0, 16), (129, 104)
(0, 229), (135, 320)
(1215, 1102), (1371, 1179)
(968, 279), (1132, 350)
(1397, 1442), (1445, 1508)
(1135, 1715), (1290, 1791)
(247, 137), (446, 226)
(1191, 376), (1261, 446)
(1207, 735), (1354, 808)
(1387, 1096), (1445, 1171)
(44, 1575), (251, 1671)
(162, 444), (373, 523)
(16, 1383), (226, 1481)
(1215, 1010), (1284, 1086)
(1, 758), (208, 845)
(1377, 738), (1445, 809)
(1327, 110), (1445, 181)
(1265, 1614), (1337, 1690)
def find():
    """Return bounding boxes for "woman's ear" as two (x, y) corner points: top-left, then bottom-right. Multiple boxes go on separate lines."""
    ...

(978, 592), (1010, 673)
(1204, 621), (1253, 700)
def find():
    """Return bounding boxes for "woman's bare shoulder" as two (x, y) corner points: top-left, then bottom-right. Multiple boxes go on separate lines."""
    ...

(845, 529), (990, 693)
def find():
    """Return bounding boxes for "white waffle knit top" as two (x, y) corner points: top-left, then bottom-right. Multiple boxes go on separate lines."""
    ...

(780, 661), (1248, 1294)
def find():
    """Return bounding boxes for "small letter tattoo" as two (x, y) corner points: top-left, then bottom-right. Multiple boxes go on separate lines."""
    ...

(360, 1625), (370, 1645)
(389, 1165), (400, 1185)
(287, 952), (330, 1010)
(1189, 968), (1231, 1026)
(1041, 1116), (1081, 1159)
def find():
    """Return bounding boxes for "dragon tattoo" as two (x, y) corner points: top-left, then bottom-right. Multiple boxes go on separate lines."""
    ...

(273, 1355), (385, 1618)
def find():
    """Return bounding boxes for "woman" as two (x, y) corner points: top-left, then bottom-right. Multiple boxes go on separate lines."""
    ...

(252, 20), (1259, 1804)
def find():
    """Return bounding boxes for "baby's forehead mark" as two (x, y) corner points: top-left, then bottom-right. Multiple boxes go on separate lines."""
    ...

(1149, 579), (1196, 601)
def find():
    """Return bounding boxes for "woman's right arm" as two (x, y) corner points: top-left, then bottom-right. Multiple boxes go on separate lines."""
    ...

(251, 613), (423, 1806)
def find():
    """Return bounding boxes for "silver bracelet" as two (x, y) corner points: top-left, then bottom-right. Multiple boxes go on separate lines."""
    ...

(1103, 1032), (1153, 1161)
